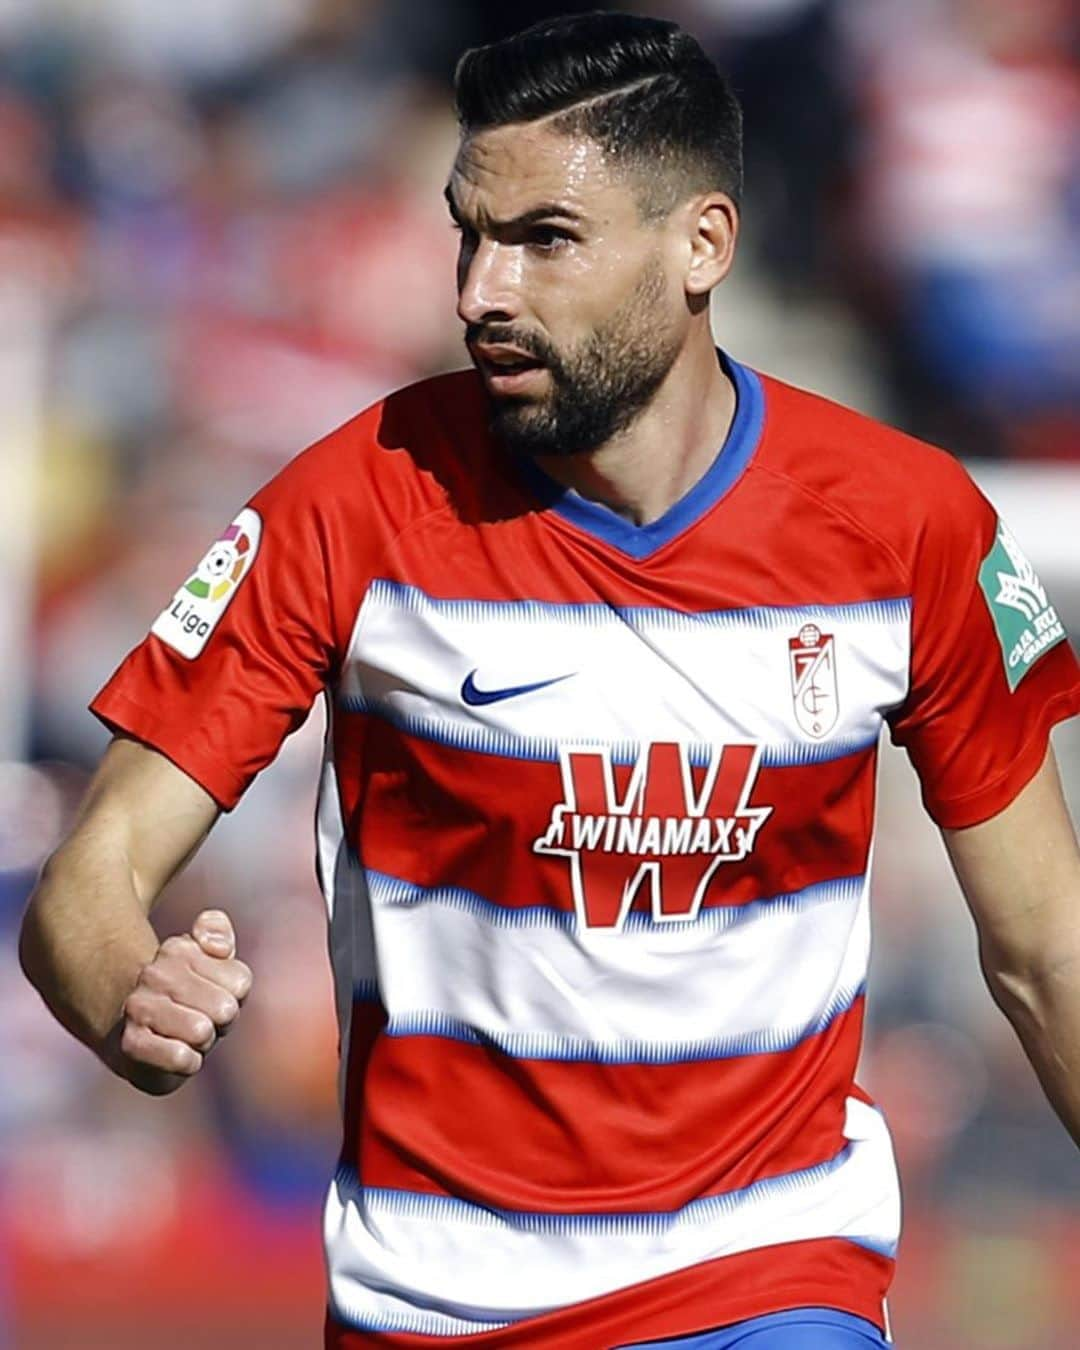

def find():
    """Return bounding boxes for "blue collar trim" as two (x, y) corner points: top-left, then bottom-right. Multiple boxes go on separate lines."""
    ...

(515, 351), (765, 561)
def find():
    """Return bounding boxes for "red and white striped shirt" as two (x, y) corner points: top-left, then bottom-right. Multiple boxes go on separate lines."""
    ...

(92, 355), (1080, 1348)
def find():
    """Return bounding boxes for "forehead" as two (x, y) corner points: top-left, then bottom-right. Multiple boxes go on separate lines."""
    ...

(448, 122), (634, 221)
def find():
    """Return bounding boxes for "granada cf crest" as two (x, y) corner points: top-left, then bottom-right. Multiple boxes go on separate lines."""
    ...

(788, 623), (838, 738)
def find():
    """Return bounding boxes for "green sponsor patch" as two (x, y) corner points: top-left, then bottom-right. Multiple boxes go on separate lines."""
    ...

(978, 520), (1065, 691)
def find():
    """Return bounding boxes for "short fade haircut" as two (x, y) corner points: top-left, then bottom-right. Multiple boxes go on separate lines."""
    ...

(453, 10), (743, 221)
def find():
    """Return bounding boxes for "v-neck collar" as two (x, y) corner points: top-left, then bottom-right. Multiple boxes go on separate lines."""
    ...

(513, 350), (764, 561)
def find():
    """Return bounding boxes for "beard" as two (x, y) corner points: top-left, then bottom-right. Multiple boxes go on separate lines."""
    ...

(469, 256), (682, 458)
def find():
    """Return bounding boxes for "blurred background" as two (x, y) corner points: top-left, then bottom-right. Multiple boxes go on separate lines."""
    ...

(1, 0), (1077, 1346)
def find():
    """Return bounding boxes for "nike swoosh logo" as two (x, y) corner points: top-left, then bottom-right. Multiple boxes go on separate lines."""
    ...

(461, 669), (574, 706)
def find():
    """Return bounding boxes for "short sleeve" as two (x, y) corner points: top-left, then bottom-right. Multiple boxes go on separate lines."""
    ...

(91, 462), (340, 811)
(887, 462), (1080, 829)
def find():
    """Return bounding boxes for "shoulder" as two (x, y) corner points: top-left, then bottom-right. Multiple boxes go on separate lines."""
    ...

(252, 368), (491, 524)
(751, 369), (995, 577)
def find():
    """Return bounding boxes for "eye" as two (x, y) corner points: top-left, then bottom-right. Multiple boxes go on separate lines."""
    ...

(528, 225), (572, 253)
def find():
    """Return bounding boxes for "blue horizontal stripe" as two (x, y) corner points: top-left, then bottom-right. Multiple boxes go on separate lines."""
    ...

(337, 696), (880, 769)
(376, 981), (865, 1066)
(364, 867), (865, 935)
(847, 1233), (901, 1259)
(330, 1303), (511, 1338)
(365, 576), (911, 633)
(333, 1141), (854, 1236)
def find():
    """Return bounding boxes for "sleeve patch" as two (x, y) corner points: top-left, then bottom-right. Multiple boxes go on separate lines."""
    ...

(150, 508), (262, 658)
(978, 519), (1066, 690)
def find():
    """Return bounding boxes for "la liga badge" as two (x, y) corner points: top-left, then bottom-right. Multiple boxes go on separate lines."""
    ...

(788, 623), (838, 738)
(151, 508), (262, 659)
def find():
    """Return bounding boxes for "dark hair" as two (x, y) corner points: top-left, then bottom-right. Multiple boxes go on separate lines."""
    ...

(453, 11), (743, 218)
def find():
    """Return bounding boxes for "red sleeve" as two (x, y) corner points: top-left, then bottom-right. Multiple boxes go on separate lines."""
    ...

(91, 441), (352, 811)
(887, 459), (1080, 829)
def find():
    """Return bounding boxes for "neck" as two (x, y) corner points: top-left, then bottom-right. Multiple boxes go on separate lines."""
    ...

(532, 334), (736, 527)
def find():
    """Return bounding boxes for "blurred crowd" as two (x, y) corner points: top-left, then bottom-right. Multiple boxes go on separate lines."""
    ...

(1, 1), (1078, 1346)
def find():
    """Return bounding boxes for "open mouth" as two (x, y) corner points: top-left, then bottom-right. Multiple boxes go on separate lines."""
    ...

(474, 348), (548, 390)
(484, 355), (542, 374)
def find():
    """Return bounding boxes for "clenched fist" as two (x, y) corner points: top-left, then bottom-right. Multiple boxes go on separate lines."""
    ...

(114, 909), (253, 1095)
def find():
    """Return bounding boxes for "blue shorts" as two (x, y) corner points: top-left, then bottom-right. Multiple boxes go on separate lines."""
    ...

(622, 1308), (890, 1348)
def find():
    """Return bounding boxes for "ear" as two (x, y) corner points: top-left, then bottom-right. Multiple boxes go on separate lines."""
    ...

(685, 193), (738, 297)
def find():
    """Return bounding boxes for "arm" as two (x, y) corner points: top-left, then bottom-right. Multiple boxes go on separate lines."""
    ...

(943, 745), (1080, 1145)
(19, 734), (251, 1095)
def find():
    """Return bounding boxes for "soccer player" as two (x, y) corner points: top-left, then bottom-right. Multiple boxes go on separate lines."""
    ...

(19, 13), (1080, 1349)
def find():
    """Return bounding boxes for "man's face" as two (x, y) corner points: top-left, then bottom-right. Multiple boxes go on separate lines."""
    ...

(447, 122), (688, 457)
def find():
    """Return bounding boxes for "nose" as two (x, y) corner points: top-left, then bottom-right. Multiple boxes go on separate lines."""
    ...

(456, 237), (521, 326)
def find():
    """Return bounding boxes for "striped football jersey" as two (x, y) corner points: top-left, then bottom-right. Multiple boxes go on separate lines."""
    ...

(92, 353), (1080, 1349)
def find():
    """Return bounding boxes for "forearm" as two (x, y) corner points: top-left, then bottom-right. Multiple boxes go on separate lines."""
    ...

(984, 943), (1080, 1148)
(19, 832), (159, 1061)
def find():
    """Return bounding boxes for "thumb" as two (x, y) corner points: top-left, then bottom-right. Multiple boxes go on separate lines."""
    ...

(191, 909), (237, 960)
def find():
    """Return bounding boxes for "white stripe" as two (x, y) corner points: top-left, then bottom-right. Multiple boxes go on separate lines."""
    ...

(325, 1097), (900, 1334)
(341, 583), (910, 760)
(366, 870), (869, 1061)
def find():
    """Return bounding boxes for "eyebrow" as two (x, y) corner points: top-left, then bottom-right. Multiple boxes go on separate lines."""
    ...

(443, 184), (584, 230)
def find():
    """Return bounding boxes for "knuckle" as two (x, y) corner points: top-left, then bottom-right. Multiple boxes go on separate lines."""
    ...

(123, 990), (153, 1025)
(191, 1014), (215, 1045)
(214, 994), (239, 1025)
(139, 961), (171, 993)
(161, 934), (196, 959)
(120, 1021), (145, 1056)
(168, 1043), (200, 1075)
(233, 962), (254, 998)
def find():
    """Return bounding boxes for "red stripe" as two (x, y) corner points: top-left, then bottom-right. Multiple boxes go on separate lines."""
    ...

(341, 1000), (865, 1213)
(349, 722), (876, 915)
(325, 1237), (892, 1348)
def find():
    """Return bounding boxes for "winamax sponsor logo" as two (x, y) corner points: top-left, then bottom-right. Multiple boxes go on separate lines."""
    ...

(533, 741), (772, 932)
(978, 520), (1065, 691)
(151, 508), (262, 659)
